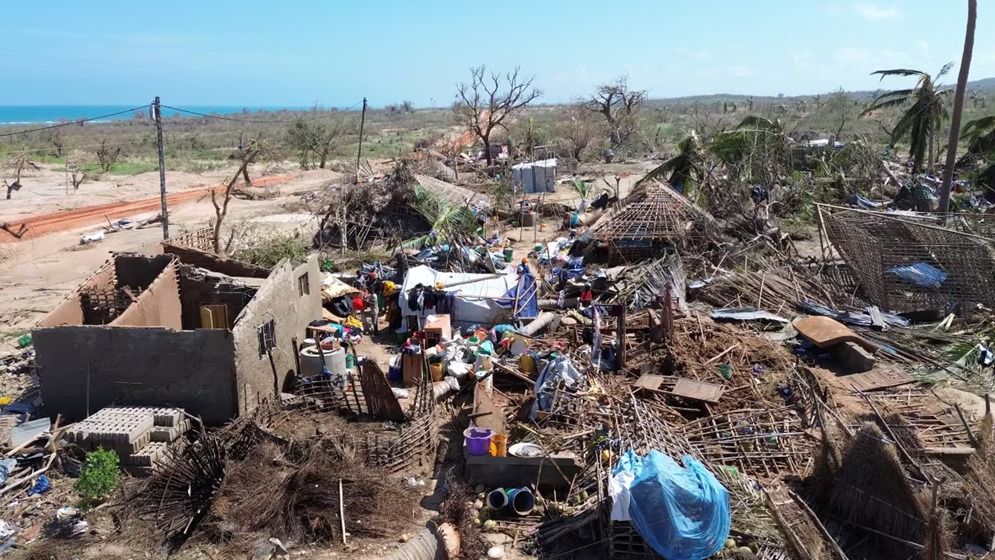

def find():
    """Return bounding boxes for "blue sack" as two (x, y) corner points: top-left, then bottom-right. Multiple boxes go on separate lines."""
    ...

(627, 452), (731, 560)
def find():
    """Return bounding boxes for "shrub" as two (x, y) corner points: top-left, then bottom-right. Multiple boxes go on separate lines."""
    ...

(232, 233), (311, 268)
(75, 448), (120, 507)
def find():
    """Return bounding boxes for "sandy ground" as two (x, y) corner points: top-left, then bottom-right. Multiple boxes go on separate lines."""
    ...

(0, 167), (338, 332)
(1, 164), (244, 222)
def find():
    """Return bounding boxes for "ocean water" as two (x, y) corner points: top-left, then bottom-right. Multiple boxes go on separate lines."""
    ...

(0, 105), (307, 125)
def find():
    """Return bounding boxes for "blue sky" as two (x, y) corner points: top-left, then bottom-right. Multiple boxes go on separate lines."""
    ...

(2, 0), (991, 107)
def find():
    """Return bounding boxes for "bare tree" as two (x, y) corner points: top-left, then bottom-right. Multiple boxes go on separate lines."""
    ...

(558, 104), (597, 161)
(585, 76), (646, 150)
(67, 149), (87, 191)
(95, 140), (121, 173)
(45, 130), (65, 157)
(286, 117), (345, 170)
(454, 65), (542, 166)
(2, 152), (32, 200)
(939, 0), (977, 213)
(212, 141), (265, 253)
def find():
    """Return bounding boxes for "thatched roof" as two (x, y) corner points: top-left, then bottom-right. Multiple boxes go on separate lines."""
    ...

(591, 181), (721, 244)
(828, 423), (929, 547)
(415, 174), (493, 212)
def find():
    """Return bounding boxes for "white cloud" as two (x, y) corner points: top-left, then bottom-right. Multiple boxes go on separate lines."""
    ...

(854, 3), (900, 20)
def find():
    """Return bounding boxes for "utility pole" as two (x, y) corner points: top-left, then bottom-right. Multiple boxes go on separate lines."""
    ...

(355, 97), (367, 184)
(153, 97), (169, 239)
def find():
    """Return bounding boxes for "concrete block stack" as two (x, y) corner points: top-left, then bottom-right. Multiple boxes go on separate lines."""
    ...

(66, 406), (190, 474)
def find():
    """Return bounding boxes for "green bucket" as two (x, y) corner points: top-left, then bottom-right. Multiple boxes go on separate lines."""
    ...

(503, 247), (514, 263)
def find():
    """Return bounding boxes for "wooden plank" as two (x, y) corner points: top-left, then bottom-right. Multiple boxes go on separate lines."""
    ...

(357, 361), (406, 422)
(846, 369), (914, 392)
(672, 378), (725, 404)
(472, 383), (506, 436)
(633, 374), (666, 392)
(793, 316), (872, 350)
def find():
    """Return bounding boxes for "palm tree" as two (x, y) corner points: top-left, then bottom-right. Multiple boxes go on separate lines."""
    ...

(938, 0), (977, 213)
(861, 65), (953, 174)
(708, 116), (789, 185)
(960, 115), (995, 162)
(637, 130), (706, 194)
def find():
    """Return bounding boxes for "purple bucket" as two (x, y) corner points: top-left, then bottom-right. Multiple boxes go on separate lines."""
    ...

(463, 427), (494, 456)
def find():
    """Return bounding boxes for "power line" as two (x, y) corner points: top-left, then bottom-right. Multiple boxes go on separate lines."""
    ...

(0, 105), (151, 139)
(160, 105), (292, 124)
(162, 103), (367, 124)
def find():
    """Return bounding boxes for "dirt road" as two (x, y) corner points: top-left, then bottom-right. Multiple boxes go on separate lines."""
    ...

(0, 169), (337, 332)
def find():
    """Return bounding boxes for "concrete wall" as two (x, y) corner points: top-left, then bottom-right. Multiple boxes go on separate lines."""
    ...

(163, 243), (271, 278)
(33, 326), (237, 425)
(176, 267), (255, 330)
(36, 261), (116, 327)
(114, 254), (173, 289)
(231, 255), (321, 414)
(111, 263), (183, 329)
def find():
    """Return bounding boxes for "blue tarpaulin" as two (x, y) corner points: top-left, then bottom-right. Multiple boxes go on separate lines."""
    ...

(498, 271), (539, 320)
(888, 262), (947, 289)
(622, 451), (731, 560)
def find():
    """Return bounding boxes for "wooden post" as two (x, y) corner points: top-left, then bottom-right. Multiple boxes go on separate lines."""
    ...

(617, 305), (626, 369)
(355, 97), (367, 184)
(153, 97), (169, 240)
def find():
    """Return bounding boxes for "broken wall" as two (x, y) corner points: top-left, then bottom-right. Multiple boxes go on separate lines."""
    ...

(163, 243), (271, 278)
(114, 254), (173, 289)
(176, 266), (256, 330)
(232, 255), (321, 415)
(33, 326), (237, 424)
(36, 261), (116, 327)
(111, 262), (182, 328)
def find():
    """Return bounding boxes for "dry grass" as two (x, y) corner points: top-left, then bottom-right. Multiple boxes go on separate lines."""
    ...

(211, 439), (420, 544)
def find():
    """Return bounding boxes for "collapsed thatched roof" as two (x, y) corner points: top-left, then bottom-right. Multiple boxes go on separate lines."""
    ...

(415, 174), (493, 212)
(590, 180), (720, 247)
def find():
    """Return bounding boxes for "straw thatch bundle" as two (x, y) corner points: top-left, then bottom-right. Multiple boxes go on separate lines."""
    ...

(828, 423), (928, 545)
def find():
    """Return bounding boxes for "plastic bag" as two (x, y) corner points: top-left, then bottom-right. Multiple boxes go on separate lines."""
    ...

(28, 474), (50, 496)
(627, 452), (730, 560)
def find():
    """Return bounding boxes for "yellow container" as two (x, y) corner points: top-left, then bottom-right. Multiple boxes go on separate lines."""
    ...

(429, 361), (444, 382)
(519, 354), (536, 374)
(491, 434), (508, 457)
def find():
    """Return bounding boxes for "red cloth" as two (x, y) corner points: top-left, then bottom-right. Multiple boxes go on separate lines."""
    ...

(352, 296), (367, 311)
(579, 289), (594, 303)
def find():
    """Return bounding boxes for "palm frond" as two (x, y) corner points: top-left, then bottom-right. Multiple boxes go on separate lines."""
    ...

(737, 115), (782, 132)
(936, 62), (954, 80)
(871, 68), (927, 79)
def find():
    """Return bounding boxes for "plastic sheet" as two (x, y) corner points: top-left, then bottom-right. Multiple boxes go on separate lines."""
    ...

(888, 262), (947, 289)
(529, 356), (583, 420)
(626, 451), (730, 560)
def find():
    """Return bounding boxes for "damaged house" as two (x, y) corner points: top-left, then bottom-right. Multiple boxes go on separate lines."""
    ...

(32, 251), (321, 424)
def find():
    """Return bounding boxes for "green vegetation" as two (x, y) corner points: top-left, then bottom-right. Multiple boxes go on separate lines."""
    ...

(231, 232), (311, 268)
(861, 65), (952, 173)
(75, 448), (120, 508)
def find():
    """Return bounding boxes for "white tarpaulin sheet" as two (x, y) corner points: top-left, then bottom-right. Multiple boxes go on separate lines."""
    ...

(399, 265), (518, 327)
